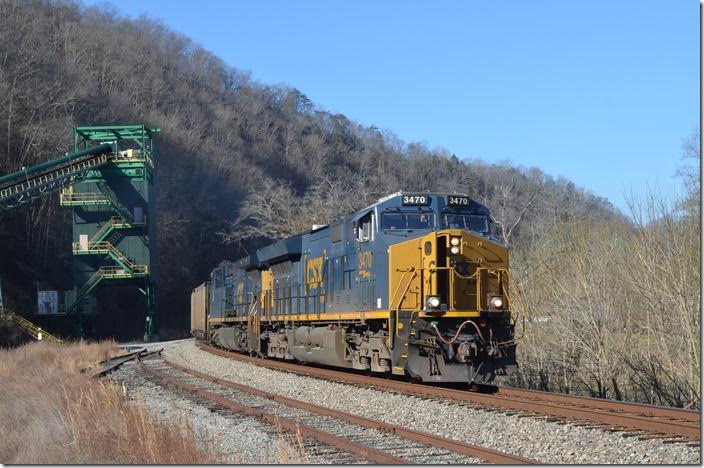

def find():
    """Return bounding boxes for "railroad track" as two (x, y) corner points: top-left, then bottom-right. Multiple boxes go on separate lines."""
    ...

(137, 353), (537, 464)
(495, 386), (700, 434)
(197, 342), (701, 445)
(90, 347), (163, 378)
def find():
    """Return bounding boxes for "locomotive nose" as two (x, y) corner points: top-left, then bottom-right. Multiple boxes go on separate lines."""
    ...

(436, 229), (509, 313)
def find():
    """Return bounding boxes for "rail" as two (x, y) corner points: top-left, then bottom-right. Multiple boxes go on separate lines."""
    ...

(90, 347), (162, 378)
(142, 355), (537, 464)
(198, 342), (701, 444)
(139, 357), (410, 464)
(1, 154), (111, 210)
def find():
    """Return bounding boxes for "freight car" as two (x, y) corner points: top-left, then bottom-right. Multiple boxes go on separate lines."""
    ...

(190, 282), (209, 340)
(191, 192), (523, 384)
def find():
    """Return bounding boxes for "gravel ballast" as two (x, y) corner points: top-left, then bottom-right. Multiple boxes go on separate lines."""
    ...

(155, 339), (700, 464)
(141, 358), (483, 464)
(110, 339), (700, 464)
(111, 361), (339, 463)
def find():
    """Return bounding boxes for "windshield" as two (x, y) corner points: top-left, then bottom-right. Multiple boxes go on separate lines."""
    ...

(381, 212), (434, 230)
(443, 213), (489, 233)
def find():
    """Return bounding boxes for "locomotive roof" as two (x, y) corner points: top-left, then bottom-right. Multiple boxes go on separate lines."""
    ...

(374, 190), (468, 205)
(362, 191), (479, 213)
(222, 191), (490, 271)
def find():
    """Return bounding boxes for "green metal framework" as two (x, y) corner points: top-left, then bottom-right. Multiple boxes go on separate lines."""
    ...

(0, 124), (160, 340)
(0, 145), (114, 211)
(74, 125), (159, 154)
(63, 125), (159, 339)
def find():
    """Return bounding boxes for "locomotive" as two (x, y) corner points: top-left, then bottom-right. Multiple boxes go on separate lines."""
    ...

(191, 192), (523, 384)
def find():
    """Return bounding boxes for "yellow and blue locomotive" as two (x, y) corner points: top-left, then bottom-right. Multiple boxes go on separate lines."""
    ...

(191, 192), (522, 384)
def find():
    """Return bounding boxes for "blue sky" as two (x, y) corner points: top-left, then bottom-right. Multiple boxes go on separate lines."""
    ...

(85, 0), (698, 213)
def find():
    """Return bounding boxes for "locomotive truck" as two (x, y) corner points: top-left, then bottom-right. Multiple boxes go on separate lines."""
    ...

(191, 191), (523, 385)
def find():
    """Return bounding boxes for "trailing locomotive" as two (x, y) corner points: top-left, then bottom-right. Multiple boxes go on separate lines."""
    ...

(191, 192), (523, 384)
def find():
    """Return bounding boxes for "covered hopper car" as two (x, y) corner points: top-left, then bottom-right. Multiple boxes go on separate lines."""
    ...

(191, 192), (523, 384)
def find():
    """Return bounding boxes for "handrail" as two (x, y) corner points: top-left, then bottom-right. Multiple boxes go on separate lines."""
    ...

(6, 311), (63, 344)
(60, 189), (111, 205)
(73, 268), (109, 304)
(246, 297), (260, 347)
(72, 241), (139, 271)
(89, 217), (133, 243)
(71, 265), (148, 312)
(90, 217), (119, 243)
(111, 149), (153, 168)
(390, 268), (419, 348)
(502, 270), (527, 341)
(414, 265), (518, 314)
(75, 265), (148, 300)
(389, 268), (417, 312)
(407, 264), (525, 348)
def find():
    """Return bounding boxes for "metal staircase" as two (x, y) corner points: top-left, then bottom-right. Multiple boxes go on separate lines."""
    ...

(89, 217), (135, 243)
(4, 310), (63, 344)
(71, 265), (149, 313)
(57, 142), (154, 317)
(63, 152), (150, 315)
(72, 241), (145, 273)
(0, 124), (159, 339)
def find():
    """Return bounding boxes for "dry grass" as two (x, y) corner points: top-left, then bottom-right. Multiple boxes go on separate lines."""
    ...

(0, 340), (220, 464)
(275, 421), (311, 464)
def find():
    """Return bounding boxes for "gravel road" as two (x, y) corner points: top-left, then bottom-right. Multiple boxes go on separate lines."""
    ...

(113, 339), (701, 464)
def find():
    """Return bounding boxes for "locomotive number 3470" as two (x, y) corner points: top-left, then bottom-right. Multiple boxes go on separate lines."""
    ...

(401, 195), (429, 205)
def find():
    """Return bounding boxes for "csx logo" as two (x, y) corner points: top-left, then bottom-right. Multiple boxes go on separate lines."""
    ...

(358, 251), (373, 270)
(306, 257), (323, 284)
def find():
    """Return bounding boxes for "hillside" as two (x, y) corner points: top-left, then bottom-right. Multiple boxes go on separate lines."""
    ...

(0, 0), (618, 337)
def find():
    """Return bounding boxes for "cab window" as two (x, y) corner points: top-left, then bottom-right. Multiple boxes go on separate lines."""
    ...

(356, 212), (374, 242)
(381, 212), (434, 230)
(443, 213), (489, 233)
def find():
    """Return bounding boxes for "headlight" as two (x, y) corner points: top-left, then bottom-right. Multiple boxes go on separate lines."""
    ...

(450, 245), (460, 255)
(426, 295), (441, 309)
(490, 296), (504, 309)
(450, 236), (461, 246)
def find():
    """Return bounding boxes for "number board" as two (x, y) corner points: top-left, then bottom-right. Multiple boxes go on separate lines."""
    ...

(447, 195), (470, 206)
(401, 194), (430, 206)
